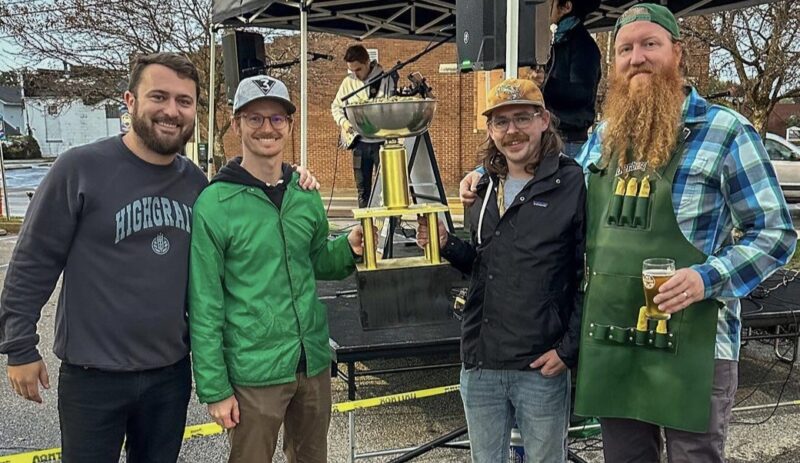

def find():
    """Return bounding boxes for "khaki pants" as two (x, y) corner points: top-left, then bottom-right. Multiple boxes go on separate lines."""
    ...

(228, 369), (331, 463)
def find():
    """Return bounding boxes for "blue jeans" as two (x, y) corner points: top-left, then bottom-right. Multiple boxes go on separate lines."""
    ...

(460, 367), (570, 463)
(562, 141), (585, 159)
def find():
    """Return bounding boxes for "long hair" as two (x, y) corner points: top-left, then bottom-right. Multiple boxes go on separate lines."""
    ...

(479, 118), (564, 178)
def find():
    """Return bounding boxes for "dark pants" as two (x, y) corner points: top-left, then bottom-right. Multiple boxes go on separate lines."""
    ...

(58, 356), (192, 463)
(600, 360), (738, 463)
(353, 141), (381, 208)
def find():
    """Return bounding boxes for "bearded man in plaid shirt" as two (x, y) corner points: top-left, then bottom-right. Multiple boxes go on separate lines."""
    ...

(455, 3), (797, 462)
(570, 4), (796, 462)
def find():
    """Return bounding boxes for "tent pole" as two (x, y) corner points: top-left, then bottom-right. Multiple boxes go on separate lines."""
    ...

(300, 1), (309, 167)
(505, 0), (519, 78)
(207, 25), (217, 180)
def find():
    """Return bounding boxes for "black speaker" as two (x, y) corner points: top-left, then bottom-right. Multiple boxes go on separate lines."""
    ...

(456, 0), (543, 71)
(222, 31), (266, 103)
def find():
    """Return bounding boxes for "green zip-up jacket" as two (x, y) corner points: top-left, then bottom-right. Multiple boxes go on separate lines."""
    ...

(188, 162), (355, 404)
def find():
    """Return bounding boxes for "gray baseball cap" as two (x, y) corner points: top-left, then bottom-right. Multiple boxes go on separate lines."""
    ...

(233, 75), (296, 115)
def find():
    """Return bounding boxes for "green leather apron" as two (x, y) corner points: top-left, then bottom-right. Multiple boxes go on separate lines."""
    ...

(574, 133), (720, 433)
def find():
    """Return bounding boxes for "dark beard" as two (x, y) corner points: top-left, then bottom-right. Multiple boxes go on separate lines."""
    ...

(130, 108), (193, 156)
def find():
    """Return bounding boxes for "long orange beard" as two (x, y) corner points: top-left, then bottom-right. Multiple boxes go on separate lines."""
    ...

(601, 61), (685, 170)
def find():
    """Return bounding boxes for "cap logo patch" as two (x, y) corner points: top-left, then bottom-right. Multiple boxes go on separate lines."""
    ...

(621, 6), (650, 22)
(253, 78), (275, 95)
(496, 83), (522, 102)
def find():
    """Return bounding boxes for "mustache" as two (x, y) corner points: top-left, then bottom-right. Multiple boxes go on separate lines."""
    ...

(627, 66), (655, 80)
(501, 133), (530, 146)
(253, 132), (282, 139)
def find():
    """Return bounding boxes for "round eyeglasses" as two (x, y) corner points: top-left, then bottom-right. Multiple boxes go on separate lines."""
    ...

(488, 112), (542, 132)
(239, 113), (291, 130)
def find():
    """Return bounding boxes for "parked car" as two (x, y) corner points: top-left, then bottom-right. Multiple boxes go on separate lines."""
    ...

(765, 133), (800, 203)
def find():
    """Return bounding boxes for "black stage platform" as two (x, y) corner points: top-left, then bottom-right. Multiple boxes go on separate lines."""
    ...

(320, 277), (461, 400)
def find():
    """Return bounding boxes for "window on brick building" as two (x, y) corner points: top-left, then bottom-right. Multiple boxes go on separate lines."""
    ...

(105, 104), (121, 119)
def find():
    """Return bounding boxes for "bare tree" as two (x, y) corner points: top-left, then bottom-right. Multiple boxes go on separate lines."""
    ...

(682, 1), (800, 134)
(0, 0), (337, 163)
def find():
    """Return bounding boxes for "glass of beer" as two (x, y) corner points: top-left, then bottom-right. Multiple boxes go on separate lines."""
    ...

(642, 258), (675, 320)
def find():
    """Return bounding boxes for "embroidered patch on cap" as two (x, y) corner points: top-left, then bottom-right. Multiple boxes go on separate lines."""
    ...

(253, 78), (276, 95)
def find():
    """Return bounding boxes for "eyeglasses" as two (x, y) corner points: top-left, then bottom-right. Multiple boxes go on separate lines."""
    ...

(488, 112), (542, 132)
(239, 113), (291, 130)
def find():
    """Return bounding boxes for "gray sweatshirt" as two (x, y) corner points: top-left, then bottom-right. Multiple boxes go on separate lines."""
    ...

(0, 135), (208, 371)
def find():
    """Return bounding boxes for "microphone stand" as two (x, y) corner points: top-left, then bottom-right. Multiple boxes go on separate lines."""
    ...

(341, 34), (454, 103)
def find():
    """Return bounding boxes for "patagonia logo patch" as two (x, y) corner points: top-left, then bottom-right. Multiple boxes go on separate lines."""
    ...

(532, 201), (548, 208)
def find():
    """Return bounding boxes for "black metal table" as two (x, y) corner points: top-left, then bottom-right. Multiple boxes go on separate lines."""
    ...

(741, 268), (800, 363)
(321, 278), (461, 401)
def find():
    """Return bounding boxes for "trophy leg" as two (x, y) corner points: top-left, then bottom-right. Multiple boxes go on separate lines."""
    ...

(362, 217), (377, 270)
(426, 212), (441, 264)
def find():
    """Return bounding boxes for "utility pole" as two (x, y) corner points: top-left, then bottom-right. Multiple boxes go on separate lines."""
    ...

(0, 115), (10, 218)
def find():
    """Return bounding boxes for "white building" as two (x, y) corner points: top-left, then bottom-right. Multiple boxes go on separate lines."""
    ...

(26, 98), (122, 157)
(0, 86), (24, 136)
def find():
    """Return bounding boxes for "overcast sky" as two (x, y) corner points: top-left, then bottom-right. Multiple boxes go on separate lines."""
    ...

(0, 38), (22, 71)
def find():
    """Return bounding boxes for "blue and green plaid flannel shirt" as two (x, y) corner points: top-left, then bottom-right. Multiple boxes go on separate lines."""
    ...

(576, 87), (797, 360)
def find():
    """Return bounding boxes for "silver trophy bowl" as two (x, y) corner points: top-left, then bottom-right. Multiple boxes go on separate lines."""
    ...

(344, 98), (436, 140)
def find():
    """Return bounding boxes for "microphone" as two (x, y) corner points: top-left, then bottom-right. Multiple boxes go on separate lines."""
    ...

(308, 51), (334, 61)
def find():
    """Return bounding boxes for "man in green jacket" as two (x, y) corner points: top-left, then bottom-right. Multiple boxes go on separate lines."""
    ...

(188, 75), (365, 463)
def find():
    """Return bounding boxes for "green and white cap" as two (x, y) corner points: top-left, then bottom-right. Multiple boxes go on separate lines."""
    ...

(614, 3), (681, 40)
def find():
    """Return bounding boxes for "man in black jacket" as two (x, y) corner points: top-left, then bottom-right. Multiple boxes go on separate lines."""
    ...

(539, 0), (601, 157)
(418, 79), (585, 463)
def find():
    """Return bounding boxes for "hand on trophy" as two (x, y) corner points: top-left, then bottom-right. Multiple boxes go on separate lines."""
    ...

(347, 225), (377, 257)
(416, 215), (448, 250)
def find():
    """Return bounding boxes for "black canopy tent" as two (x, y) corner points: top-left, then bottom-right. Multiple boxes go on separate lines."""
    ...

(206, 0), (778, 169)
(212, 0), (777, 39)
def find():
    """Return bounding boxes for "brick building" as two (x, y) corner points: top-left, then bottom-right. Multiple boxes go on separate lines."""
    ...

(221, 35), (491, 193)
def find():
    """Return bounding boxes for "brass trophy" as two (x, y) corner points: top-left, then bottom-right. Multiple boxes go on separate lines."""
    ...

(344, 96), (448, 271)
(342, 76), (459, 330)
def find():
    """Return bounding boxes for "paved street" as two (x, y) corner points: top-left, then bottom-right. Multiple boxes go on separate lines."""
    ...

(2, 162), (51, 218)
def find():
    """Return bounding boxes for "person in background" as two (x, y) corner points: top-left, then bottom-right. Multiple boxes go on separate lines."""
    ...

(537, 0), (602, 157)
(331, 44), (393, 207)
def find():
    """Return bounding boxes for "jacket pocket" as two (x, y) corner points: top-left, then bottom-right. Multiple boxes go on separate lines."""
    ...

(501, 291), (564, 355)
(232, 303), (276, 346)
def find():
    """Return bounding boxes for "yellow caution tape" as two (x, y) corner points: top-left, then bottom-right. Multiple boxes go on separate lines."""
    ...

(182, 422), (225, 440)
(0, 448), (62, 463)
(332, 384), (460, 413)
(0, 384), (460, 462)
